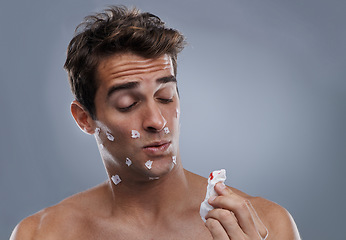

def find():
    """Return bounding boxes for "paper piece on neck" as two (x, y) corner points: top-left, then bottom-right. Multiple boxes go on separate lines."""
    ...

(111, 175), (121, 185)
(172, 156), (177, 164)
(164, 127), (170, 134)
(99, 144), (104, 149)
(95, 127), (101, 136)
(106, 131), (114, 141)
(125, 158), (132, 166)
(199, 169), (227, 222)
(145, 160), (153, 169)
(131, 130), (140, 139)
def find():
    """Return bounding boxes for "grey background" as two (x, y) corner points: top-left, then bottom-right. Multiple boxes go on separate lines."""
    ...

(1, 0), (345, 239)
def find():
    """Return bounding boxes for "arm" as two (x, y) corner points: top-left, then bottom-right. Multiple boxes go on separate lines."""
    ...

(205, 183), (300, 240)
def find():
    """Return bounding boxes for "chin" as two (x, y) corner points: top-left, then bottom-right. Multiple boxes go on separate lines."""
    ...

(144, 159), (176, 179)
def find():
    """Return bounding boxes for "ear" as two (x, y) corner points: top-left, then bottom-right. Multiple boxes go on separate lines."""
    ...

(71, 100), (96, 135)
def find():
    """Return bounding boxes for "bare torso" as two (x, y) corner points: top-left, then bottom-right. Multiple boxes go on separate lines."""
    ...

(10, 170), (298, 240)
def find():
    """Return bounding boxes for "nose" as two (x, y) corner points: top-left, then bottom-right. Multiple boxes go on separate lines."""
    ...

(142, 102), (167, 132)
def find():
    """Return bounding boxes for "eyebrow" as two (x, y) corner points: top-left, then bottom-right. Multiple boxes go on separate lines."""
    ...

(157, 75), (177, 84)
(107, 81), (139, 98)
(107, 75), (176, 98)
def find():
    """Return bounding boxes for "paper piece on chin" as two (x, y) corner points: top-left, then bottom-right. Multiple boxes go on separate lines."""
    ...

(106, 131), (114, 141)
(111, 175), (121, 185)
(125, 158), (132, 166)
(131, 130), (140, 139)
(199, 169), (227, 222)
(145, 160), (153, 169)
(149, 176), (160, 180)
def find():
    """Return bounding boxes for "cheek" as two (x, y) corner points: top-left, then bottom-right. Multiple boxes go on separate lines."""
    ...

(96, 120), (134, 145)
(110, 124), (135, 144)
(164, 106), (180, 134)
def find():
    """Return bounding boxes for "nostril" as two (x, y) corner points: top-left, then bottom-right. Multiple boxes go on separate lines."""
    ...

(147, 126), (158, 132)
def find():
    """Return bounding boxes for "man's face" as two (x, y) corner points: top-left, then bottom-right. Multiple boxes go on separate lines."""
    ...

(93, 53), (180, 181)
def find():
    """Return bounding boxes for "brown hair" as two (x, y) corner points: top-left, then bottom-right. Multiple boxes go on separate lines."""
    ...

(64, 5), (185, 119)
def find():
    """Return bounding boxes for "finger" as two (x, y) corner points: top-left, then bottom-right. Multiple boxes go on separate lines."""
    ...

(206, 208), (245, 239)
(205, 217), (230, 240)
(209, 183), (260, 238)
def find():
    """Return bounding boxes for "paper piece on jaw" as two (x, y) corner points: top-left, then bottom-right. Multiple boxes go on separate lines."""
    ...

(172, 156), (177, 164)
(95, 127), (101, 136)
(125, 158), (132, 166)
(145, 160), (153, 169)
(131, 130), (140, 139)
(106, 131), (114, 141)
(111, 175), (121, 185)
(199, 169), (227, 222)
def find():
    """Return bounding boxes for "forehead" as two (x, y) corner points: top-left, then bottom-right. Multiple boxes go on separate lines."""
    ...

(96, 53), (174, 84)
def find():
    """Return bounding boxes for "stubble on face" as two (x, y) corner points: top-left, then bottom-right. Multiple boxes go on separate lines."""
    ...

(92, 53), (181, 182)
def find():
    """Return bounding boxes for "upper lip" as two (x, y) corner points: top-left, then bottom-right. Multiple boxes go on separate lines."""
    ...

(143, 140), (170, 148)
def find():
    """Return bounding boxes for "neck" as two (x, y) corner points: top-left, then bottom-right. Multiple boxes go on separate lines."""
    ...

(105, 160), (191, 222)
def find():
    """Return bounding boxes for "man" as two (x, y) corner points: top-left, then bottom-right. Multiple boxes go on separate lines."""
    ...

(11, 6), (300, 239)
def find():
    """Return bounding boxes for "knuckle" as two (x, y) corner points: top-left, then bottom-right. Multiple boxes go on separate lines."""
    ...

(218, 210), (232, 221)
(216, 196), (228, 206)
(219, 210), (238, 224)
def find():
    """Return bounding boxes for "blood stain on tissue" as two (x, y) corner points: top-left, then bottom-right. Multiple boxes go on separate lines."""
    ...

(209, 172), (214, 180)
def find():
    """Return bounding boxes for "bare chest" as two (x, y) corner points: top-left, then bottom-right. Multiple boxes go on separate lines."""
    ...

(66, 217), (213, 240)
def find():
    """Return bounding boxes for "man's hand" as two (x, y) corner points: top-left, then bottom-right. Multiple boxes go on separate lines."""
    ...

(205, 182), (268, 240)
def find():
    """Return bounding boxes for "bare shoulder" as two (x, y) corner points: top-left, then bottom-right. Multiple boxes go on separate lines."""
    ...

(232, 187), (301, 240)
(10, 212), (41, 240)
(10, 182), (110, 240)
(10, 204), (82, 240)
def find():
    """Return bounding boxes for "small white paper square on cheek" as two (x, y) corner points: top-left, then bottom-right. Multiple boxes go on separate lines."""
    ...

(111, 175), (121, 185)
(131, 130), (140, 139)
(164, 127), (170, 134)
(145, 160), (153, 169)
(176, 109), (180, 118)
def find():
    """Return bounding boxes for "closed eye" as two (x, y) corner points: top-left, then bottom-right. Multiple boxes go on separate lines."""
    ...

(118, 102), (138, 112)
(158, 98), (173, 104)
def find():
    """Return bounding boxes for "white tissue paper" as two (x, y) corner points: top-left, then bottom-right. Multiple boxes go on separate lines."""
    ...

(199, 169), (227, 222)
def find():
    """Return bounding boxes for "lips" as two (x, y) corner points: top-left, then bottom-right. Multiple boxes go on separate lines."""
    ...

(142, 141), (171, 156)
